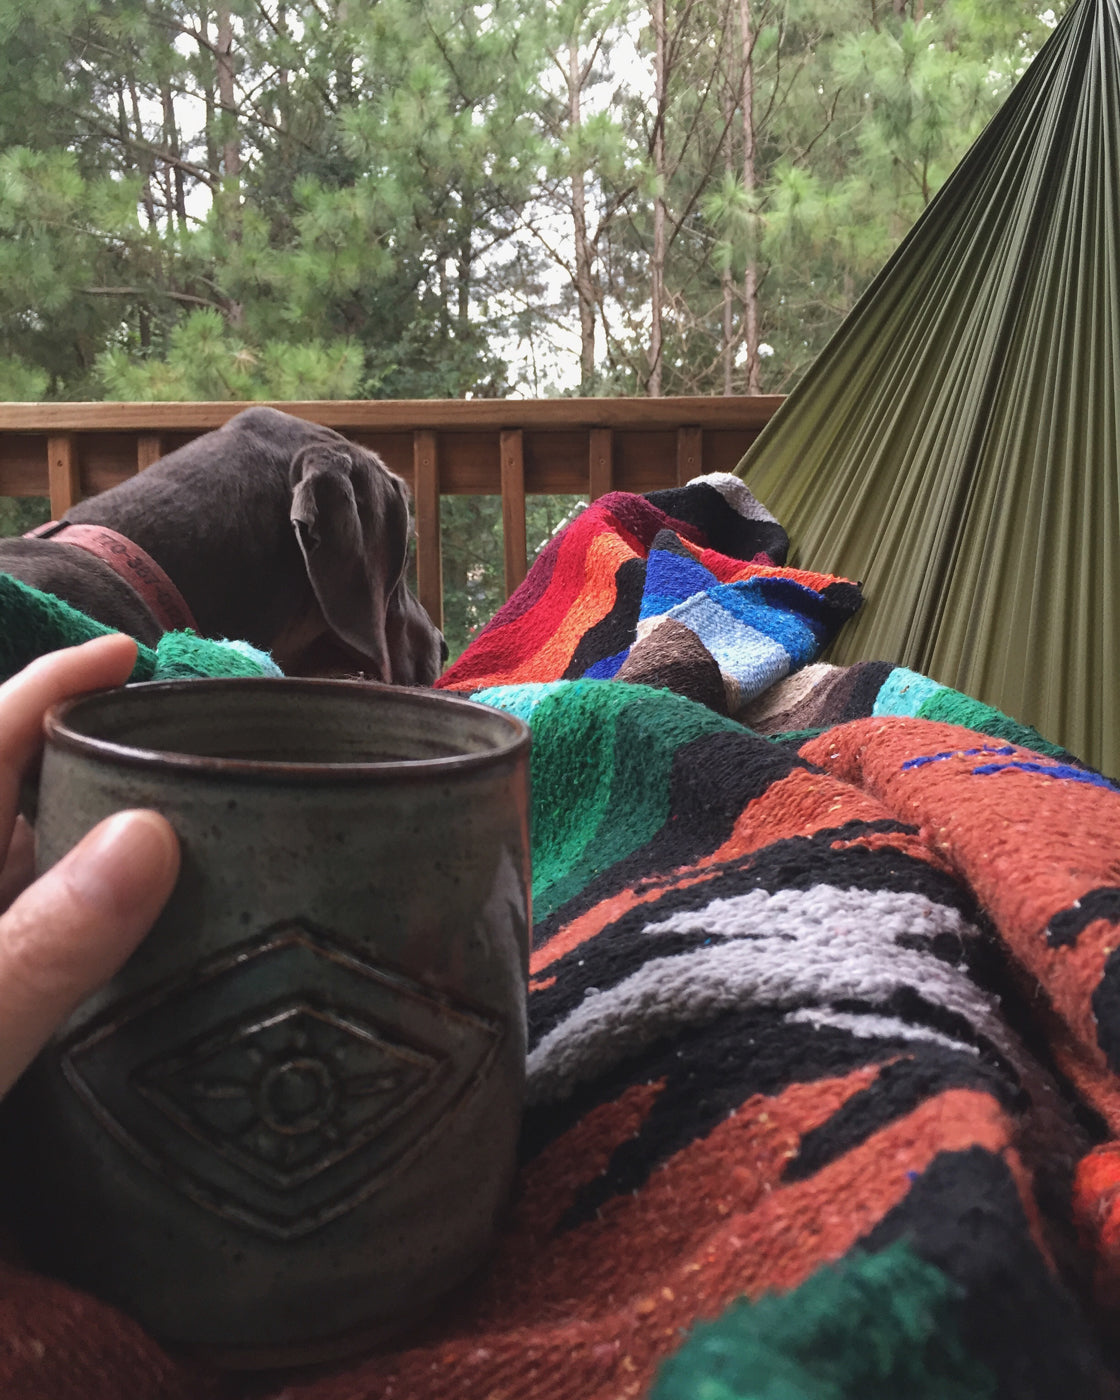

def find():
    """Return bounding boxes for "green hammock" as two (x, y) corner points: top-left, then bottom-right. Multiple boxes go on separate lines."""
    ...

(735, 0), (1120, 775)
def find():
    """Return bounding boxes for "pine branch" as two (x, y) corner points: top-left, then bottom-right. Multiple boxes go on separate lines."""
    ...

(80, 287), (227, 310)
(81, 114), (218, 187)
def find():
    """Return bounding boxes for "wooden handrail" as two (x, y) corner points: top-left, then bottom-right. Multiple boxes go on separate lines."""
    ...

(0, 397), (782, 432)
(0, 396), (784, 627)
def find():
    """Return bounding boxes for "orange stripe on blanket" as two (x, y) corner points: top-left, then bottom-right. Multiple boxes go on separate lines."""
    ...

(803, 718), (1120, 1131)
(707, 765), (949, 869)
(479, 1065), (885, 1323)
(531, 767), (946, 975)
(329, 1080), (1022, 1400)
(1074, 1143), (1120, 1309)
(449, 530), (638, 690)
(438, 503), (653, 689)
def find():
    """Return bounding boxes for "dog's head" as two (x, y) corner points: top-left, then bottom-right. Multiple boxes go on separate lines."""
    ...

(285, 439), (446, 685)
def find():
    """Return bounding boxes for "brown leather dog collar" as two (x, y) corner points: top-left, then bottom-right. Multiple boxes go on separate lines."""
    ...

(24, 521), (198, 633)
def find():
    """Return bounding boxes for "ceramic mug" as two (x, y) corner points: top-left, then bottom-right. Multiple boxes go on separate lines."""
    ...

(5, 678), (531, 1367)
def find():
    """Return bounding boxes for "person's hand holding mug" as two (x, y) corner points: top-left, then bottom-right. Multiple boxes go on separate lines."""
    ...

(0, 635), (180, 1096)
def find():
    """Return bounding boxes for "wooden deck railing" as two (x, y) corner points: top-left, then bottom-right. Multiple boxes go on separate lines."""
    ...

(0, 397), (783, 627)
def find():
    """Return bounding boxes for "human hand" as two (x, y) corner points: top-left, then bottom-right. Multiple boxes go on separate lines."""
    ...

(0, 635), (179, 1096)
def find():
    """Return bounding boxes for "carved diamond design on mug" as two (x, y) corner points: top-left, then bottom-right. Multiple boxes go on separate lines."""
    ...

(134, 1003), (440, 1190)
(60, 921), (504, 1239)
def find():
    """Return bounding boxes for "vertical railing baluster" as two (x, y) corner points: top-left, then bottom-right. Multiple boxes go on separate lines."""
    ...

(137, 434), (163, 472)
(413, 429), (443, 630)
(676, 426), (702, 486)
(500, 428), (527, 599)
(589, 427), (613, 500)
(47, 434), (79, 519)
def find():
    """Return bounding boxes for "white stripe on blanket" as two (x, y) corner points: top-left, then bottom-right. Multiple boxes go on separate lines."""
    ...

(527, 885), (1011, 1103)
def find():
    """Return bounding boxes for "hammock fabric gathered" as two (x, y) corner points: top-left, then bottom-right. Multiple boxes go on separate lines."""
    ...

(4, 474), (1120, 1400)
(736, 0), (1120, 777)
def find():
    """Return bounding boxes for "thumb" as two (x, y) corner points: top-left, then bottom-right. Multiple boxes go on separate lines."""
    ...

(0, 810), (179, 1096)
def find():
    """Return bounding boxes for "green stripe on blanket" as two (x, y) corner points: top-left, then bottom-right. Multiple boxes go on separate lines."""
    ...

(0, 572), (281, 683)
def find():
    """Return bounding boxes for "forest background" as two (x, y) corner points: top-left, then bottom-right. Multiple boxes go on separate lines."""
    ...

(0, 0), (1068, 654)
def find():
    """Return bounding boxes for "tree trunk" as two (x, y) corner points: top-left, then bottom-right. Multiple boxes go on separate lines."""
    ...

(439, 260), (450, 340)
(740, 0), (761, 394)
(277, 1), (290, 137)
(162, 80), (187, 230)
(648, 0), (667, 397)
(334, 0), (354, 107)
(568, 41), (597, 392)
(127, 79), (157, 230)
(215, 4), (241, 227)
(721, 57), (736, 396)
(199, 9), (219, 179)
(457, 227), (472, 346)
(214, 3), (242, 323)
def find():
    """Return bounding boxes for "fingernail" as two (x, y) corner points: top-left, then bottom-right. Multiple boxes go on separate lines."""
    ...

(61, 811), (180, 921)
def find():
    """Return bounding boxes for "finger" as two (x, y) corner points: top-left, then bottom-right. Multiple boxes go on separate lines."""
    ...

(0, 808), (179, 1096)
(0, 634), (138, 853)
(0, 816), (34, 913)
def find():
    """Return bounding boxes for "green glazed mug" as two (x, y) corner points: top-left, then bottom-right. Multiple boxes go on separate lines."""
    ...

(6, 678), (531, 1367)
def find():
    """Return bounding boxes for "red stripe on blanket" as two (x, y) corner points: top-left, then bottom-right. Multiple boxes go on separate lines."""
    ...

(438, 495), (711, 691)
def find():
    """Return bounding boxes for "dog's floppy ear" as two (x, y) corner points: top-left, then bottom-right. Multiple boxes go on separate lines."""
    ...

(289, 442), (411, 682)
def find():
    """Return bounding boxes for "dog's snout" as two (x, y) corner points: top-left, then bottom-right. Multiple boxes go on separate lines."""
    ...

(439, 635), (449, 666)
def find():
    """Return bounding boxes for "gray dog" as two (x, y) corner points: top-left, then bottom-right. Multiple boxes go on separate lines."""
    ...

(0, 407), (445, 684)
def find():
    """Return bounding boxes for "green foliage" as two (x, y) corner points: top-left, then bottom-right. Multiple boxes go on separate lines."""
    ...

(0, 356), (48, 401)
(0, 0), (1066, 402)
(0, 497), (49, 537)
(0, 0), (542, 402)
(441, 493), (586, 660)
(622, 0), (1069, 394)
(97, 309), (366, 401)
(0, 0), (1067, 631)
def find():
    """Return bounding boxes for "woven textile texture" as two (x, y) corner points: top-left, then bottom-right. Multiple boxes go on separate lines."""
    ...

(3, 480), (1120, 1398)
(0, 571), (282, 684)
(436, 474), (862, 713)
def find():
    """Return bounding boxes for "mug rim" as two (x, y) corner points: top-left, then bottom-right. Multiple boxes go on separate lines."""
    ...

(44, 677), (531, 784)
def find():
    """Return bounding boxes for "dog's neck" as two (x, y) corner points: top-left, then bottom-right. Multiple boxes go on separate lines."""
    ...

(24, 521), (199, 633)
(63, 456), (315, 653)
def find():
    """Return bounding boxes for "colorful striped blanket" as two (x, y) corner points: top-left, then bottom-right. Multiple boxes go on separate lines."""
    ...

(3, 476), (1120, 1398)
